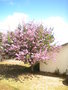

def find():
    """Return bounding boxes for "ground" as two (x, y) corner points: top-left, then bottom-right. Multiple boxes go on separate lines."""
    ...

(0, 59), (68, 90)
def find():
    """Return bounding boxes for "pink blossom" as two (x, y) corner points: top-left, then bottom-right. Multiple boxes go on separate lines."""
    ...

(1, 22), (59, 65)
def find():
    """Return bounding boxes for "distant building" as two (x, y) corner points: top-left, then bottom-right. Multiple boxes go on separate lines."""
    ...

(40, 43), (68, 74)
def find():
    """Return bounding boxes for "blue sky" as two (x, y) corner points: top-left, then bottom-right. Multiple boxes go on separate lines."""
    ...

(0, 0), (68, 45)
(0, 0), (68, 21)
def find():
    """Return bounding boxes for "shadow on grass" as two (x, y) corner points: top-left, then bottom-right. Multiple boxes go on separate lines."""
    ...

(62, 76), (68, 86)
(0, 63), (66, 83)
(0, 64), (32, 81)
(34, 71), (66, 79)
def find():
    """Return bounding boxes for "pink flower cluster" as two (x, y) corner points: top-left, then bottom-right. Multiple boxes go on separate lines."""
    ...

(1, 22), (59, 65)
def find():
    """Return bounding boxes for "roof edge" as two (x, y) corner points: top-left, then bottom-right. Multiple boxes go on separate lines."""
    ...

(62, 43), (68, 46)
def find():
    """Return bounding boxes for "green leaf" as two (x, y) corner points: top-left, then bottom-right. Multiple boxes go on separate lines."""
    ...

(26, 54), (30, 59)
(7, 34), (13, 44)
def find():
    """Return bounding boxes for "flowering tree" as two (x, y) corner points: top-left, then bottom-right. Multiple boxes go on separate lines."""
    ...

(2, 22), (59, 70)
(2, 31), (21, 58)
(0, 32), (3, 61)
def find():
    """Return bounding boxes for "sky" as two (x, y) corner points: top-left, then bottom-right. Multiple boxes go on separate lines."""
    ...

(0, 0), (68, 45)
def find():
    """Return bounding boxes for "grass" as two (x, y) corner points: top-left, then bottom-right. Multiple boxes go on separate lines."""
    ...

(0, 59), (68, 90)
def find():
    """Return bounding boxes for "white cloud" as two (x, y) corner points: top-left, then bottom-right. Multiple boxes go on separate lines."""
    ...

(41, 17), (68, 45)
(0, 12), (29, 33)
(0, 15), (68, 45)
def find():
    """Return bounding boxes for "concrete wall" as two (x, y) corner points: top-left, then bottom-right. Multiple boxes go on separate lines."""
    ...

(40, 44), (68, 74)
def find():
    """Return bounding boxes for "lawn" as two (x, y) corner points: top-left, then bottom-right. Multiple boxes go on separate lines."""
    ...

(0, 59), (68, 90)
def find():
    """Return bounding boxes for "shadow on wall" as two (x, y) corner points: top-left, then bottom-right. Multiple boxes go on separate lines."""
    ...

(63, 76), (68, 86)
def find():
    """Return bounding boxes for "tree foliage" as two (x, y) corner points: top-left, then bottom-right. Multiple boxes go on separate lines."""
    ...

(1, 22), (59, 65)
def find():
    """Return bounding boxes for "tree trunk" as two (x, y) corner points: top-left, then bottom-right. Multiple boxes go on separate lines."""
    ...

(31, 65), (34, 72)
(31, 62), (39, 72)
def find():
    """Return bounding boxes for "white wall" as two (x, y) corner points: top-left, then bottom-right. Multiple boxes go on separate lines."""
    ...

(40, 44), (68, 74)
